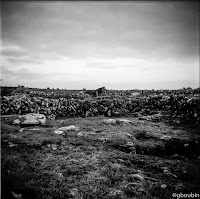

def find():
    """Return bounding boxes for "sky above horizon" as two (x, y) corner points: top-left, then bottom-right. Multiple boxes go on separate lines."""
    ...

(1, 1), (199, 90)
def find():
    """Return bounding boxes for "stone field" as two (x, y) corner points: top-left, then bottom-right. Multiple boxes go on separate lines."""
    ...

(1, 112), (200, 199)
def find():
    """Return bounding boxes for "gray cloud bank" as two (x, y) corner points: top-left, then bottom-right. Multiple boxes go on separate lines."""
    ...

(1, 1), (199, 89)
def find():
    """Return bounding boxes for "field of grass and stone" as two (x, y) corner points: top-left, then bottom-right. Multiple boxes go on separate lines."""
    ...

(1, 111), (200, 199)
(1, 86), (200, 199)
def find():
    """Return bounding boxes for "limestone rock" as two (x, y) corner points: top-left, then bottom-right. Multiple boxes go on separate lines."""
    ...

(77, 131), (96, 136)
(54, 130), (64, 135)
(13, 119), (21, 125)
(13, 113), (47, 126)
(116, 118), (132, 125)
(21, 119), (39, 125)
(57, 125), (79, 131)
(129, 174), (145, 182)
(160, 135), (172, 141)
(103, 119), (116, 124)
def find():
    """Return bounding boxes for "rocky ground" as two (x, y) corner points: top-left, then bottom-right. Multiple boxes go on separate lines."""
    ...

(1, 114), (200, 199)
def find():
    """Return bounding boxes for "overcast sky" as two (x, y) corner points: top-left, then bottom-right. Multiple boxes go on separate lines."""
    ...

(1, 1), (199, 90)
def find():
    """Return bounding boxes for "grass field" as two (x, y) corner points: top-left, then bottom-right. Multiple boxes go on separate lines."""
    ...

(1, 114), (200, 199)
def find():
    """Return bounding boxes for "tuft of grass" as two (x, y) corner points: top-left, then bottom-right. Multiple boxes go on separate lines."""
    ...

(1, 123), (19, 134)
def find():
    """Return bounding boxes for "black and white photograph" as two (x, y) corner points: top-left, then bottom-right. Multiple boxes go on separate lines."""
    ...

(1, 1), (200, 199)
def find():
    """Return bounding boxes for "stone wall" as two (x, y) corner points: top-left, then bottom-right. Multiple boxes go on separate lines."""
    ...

(1, 95), (199, 122)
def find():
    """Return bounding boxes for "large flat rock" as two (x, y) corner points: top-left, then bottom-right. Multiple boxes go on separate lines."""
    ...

(13, 113), (47, 126)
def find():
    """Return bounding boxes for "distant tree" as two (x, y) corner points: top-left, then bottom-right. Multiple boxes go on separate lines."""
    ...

(47, 87), (50, 89)
(57, 88), (59, 90)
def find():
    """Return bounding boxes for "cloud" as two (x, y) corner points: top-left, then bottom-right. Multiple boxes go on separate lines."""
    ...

(1, 67), (45, 79)
(0, 44), (27, 58)
(1, 2), (199, 89)
(0, 43), (46, 66)
(0, 66), (99, 89)
(2, 55), (43, 66)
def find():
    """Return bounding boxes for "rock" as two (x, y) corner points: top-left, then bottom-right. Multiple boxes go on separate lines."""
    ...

(132, 113), (139, 117)
(38, 118), (46, 125)
(77, 131), (96, 136)
(107, 110), (112, 117)
(173, 119), (180, 124)
(160, 135), (172, 141)
(118, 159), (125, 163)
(13, 119), (21, 125)
(139, 116), (149, 121)
(13, 113), (47, 126)
(126, 141), (135, 147)
(163, 169), (177, 178)
(57, 172), (64, 182)
(77, 132), (84, 136)
(11, 191), (22, 199)
(161, 184), (167, 189)
(116, 119), (132, 125)
(57, 125), (79, 131)
(19, 128), (24, 132)
(125, 182), (142, 189)
(137, 188), (146, 193)
(129, 174), (145, 182)
(161, 167), (168, 170)
(29, 128), (39, 131)
(51, 144), (57, 150)
(21, 119), (40, 125)
(167, 173), (177, 178)
(103, 119), (116, 124)
(47, 114), (56, 120)
(54, 130), (64, 135)
(85, 111), (91, 117)
(109, 189), (124, 197)
(113, 111), (120, 116)
(98, 137), (111, 142)
(8, 142), (16, 148)
(175, 183), (184, 191)
(171, 154), (186, 160)
(69, 188), (78, 197)
(111, 163), (123, 170)
(139, 113), (162, 122)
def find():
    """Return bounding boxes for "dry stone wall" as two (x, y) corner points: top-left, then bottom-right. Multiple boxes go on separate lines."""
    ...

(1, 94), (200, 122)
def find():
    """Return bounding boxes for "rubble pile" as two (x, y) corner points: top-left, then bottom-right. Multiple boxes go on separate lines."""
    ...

(1, 94), (200, 123)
